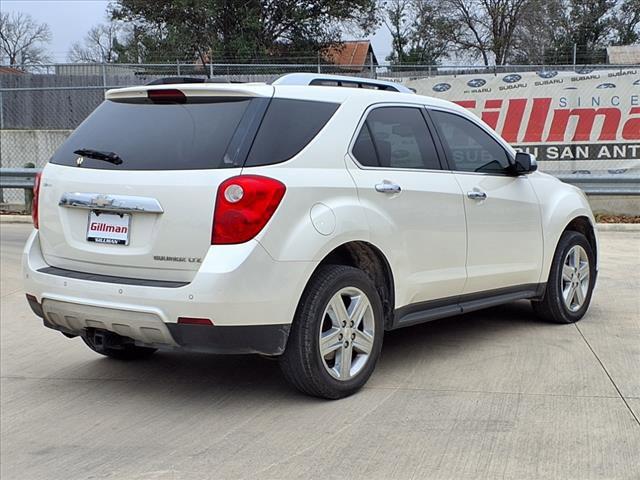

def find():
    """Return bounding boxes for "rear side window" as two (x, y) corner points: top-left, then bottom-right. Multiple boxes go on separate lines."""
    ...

(245, 99), (339, 167)
(430, 110), (511, 174)
(352, 124), (378, 167)
(50, 99), (253, 170)
(352, 107), (441, 170)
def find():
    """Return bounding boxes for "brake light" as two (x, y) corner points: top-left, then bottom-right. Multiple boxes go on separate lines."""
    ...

(147, 89), (186, 104)
(32, 172), (42, 229)
(212, 175), (286, 245)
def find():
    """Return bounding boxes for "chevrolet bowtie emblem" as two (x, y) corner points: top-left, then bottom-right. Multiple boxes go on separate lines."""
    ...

(92, 196), (113, 207)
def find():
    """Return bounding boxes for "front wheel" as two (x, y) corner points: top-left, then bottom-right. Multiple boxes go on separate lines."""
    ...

(280, 265), (384, 399)
(532, 230), (596, 324)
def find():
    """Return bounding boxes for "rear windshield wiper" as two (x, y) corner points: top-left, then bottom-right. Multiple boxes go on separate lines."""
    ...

(74, 148), (123, 165)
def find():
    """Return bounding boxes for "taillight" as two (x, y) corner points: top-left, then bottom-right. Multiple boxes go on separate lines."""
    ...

(147, 88), (186, 104)
(212, 175), (286, 245)
(32, 172), (42, 229)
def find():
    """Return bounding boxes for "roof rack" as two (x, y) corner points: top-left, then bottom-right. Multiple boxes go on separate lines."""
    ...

(272, 73), (414, 94)
(145, 76), (237, 86)
(144, 73), (414, 93)
(146, 77), (207, 85)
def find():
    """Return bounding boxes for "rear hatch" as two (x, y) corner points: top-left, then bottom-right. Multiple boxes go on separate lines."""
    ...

(38, 84), (273, 282)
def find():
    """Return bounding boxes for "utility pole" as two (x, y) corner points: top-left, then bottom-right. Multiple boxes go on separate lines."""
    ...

(369, 51), (375, 79)
(209, 48), (213, 79)
(572, 43), (577, 66)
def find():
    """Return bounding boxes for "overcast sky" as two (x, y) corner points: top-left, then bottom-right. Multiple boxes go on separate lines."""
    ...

(2, 0), (392, 63)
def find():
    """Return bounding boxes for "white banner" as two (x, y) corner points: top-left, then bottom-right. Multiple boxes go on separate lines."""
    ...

(404, 69), (640, 174)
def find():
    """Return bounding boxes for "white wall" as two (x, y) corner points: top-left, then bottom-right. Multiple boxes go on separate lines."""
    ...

(0, 130), (72, 169)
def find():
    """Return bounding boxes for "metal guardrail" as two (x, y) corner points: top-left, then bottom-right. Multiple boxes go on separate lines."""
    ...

(1, 168), (638, 199)
(556, 174), (640, 196)
(0, 168), (38, 189)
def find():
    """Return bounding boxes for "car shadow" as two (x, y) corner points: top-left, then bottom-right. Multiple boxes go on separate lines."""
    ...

(62, 300), (551, 401)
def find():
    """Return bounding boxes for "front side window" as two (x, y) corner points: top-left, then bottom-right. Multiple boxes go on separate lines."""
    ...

(351, 107), (441, 170)
(430, 110), (511, 174)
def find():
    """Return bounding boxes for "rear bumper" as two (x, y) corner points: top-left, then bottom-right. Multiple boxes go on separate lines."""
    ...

(29, 298), (289, 355)
(23, 230), (314, 354)
(166, 323), (290, 355)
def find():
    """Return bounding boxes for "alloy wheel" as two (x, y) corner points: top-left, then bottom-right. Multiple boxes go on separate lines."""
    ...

(319, 287), (375, 381)
(561, 245), (590, 312)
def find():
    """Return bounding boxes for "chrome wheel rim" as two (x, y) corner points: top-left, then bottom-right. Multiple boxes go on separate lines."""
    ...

(561, 245), (590, 312)
(319, 287), (375, 381)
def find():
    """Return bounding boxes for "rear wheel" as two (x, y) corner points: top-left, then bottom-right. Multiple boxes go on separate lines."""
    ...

(81, 330), (157, 360)
(280, 265), (384, 399)
(532, 230), (595, 324)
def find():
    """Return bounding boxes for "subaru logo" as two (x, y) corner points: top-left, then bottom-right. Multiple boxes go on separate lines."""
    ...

(467, 78), (486, 88)
(503, 74), (522, 83)
(633, 78), (640, 86)
(537, 70), (558, 79)
(596, 83), (616, 89)
(432, 83), (451, 92)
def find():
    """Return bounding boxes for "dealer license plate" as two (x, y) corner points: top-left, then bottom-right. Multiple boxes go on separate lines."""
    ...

(86, 211), (131, 245)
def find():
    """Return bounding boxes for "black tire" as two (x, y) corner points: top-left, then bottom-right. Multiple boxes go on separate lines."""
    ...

(81, 333), (157, 360)
(279, 265), (384, 399)
(532, 230), (596, 324)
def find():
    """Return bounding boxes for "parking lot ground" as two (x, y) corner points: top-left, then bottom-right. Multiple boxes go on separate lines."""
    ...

(1, 223), (639, 480)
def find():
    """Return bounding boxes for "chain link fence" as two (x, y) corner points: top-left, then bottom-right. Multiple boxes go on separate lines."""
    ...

(2, 61), (639, 207)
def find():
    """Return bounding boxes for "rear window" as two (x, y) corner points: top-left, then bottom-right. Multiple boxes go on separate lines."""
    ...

(50, 98), (253, 170)
(245, 99), (339, 167)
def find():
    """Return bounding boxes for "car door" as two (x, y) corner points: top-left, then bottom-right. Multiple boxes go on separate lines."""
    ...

(345, 104), (467, 308)
(428, 108), (543, 294)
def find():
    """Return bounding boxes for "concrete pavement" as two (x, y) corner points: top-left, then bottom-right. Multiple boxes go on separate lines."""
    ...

(1, 223), (639, 480)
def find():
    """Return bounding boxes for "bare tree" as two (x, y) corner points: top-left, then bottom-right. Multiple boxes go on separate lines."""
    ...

(442, 0), (492, 65)
(484, 0), (530, 65)
(68, 23), (122, 63)
(382, 0), (413, 63)
(441, 0), (532, 65)
(510, 0), (565, 63)
(0, 11), (51, 67)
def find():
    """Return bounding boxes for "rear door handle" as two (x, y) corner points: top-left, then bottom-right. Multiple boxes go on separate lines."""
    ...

(375, 182), (401, 194)
(467, 190), (487, 200)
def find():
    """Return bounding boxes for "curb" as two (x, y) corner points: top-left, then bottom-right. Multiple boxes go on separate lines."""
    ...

(596, 223), (640, 232)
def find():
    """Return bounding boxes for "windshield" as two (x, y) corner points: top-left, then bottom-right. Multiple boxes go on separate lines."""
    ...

(50, 98), (253, 170)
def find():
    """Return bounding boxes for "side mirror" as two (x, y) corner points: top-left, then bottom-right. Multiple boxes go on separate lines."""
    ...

(511, 152), (538, 175)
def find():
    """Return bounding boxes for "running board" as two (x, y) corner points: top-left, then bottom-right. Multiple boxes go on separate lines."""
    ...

(391, 283), (545, 330)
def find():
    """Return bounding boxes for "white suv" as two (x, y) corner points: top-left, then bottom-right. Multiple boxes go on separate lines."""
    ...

(23, 73), (598, 399)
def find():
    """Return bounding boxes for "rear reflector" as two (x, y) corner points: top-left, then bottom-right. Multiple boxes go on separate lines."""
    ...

(148, 89), (187, 104)
(177, 317), (214, 326)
